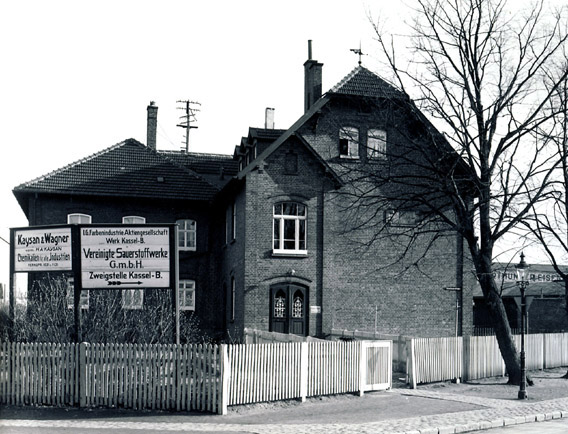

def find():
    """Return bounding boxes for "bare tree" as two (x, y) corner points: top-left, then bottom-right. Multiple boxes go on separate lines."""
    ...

(351, 0), (568, 384)
(4, 274), (209, 344)
(522, 52), (568, 376)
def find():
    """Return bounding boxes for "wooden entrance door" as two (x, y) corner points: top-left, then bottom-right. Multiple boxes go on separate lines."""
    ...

(270, 284), (308, 336)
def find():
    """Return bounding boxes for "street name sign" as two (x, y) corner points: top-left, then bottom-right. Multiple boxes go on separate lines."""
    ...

(81, 226), (171, 289)
(14, 227), (72, 272)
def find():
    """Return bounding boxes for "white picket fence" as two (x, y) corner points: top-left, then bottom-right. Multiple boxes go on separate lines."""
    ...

(407, 333), (568, 388)
(0, 340), (392, 414)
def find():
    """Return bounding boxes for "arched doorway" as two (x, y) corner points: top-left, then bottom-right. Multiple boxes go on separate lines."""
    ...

(270, 284), (308, 336)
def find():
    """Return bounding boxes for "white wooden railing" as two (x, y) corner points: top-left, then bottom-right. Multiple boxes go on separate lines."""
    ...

(407, 332), (568, 388)
(1, 339), (393, 414)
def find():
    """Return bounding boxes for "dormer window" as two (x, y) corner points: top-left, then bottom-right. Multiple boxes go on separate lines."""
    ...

(339, 127), (359, 158)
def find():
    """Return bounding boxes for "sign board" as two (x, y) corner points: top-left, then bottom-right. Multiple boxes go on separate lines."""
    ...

(493, 270), (562, 283)
(14, 227), (72, 272)
(81, 226), (171, 289)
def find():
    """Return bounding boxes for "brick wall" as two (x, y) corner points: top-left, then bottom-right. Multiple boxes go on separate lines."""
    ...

(24, 193), (224, 341)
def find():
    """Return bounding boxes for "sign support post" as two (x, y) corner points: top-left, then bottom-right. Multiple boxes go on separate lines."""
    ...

(72, 225), (82, 342)
(8, 230), (15, 341)
(174, 225), (180, 345)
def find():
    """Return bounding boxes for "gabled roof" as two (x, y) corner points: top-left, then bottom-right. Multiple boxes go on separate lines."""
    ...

(158, 150), (239, 189)
(13, 139), (222, 205)
(236, 66), (406, 184)
(236, 95), (341, 185)
(330, 66), (404, 99)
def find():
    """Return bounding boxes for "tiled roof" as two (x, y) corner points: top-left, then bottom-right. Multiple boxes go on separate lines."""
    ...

(158, 150), (239, 189)
(329, 66), (404, 99)
(248, 128), (286, 141)
(13, 139), (221, 201)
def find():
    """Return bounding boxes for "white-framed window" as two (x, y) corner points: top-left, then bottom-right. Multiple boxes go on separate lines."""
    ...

(273, 202), (307, 254)
(122, 216), (146, 224)
(177, 219), (196, 251)
(65, 278), (89, 310)
(67, 213), (92, 224)
(179, 280), (195, 311)
(368, 129), (387, 159)
(122, 289), (144, 309)
(385, 210), (418, 227)
(339, 127), (359, 158)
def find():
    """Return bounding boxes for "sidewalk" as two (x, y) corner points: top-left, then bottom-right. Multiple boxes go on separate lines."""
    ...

(1, 368), (568, 433)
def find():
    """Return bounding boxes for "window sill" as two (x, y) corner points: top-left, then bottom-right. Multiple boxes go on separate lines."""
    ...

(272, 250), (308, 258)
(339, 155), (359, 160)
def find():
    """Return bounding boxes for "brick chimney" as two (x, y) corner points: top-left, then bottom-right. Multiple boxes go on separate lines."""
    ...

(304, 40), (323, 113)
(146, 101), (158, 150)
(265, 107), (275, 129)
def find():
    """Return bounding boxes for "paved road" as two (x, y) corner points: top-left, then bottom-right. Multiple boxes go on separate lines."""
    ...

(2, 388), (568, 433)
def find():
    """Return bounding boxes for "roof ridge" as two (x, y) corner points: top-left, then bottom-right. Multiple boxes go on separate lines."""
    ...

(13, 138), (144, 190)
(329, 65), (403, 98)
(330, 65), (364, 93)
(158, 150), (234, 159)
(155, 149), (222, 192)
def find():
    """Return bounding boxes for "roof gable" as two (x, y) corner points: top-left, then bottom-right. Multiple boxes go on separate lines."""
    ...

(13, 139), (221, 202)
(330, 66), (404, 99)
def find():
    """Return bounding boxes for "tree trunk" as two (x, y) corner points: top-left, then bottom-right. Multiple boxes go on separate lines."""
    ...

(469, 244), (522, 384)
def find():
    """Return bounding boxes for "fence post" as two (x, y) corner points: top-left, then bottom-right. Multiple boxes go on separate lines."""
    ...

(462, 335), (469, 382)
(218, 344), (229, 415)
(79, 342), (87, 408)
(299, 342), (308, 402)
(409, 339), (417, 389)
(359, 341), (366, 396)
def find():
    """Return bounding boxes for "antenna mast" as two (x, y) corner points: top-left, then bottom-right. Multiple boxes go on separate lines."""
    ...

(176, 100), (201, 152)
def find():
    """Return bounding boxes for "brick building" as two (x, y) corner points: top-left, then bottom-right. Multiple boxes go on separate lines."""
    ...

(13, 48), (474, 342)
(474, 263), (568, 333)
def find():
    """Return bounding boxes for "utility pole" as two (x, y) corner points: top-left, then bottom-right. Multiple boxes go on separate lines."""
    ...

(176, 100), (200, 152)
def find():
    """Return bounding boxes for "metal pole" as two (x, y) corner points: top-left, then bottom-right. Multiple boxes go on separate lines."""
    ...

(518, 283), (527, 399)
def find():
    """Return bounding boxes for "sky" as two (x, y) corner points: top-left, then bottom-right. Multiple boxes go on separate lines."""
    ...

(0, 0), (564, 291)
(1, 0), (402, 289)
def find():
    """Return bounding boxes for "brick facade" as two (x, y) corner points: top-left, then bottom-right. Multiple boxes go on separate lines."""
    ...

(14, 64), (474, 342)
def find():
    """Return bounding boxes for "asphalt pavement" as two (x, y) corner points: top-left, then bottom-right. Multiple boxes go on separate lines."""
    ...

(2, 378), (568, 433)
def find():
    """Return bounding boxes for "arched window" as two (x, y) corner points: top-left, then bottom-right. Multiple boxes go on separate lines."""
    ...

(273, 202), (307, 255)
(67, 213), (92, 224)
(177, 219), (197, 251)
(292, 290), (304, 319)
(274, 289), (287, 318)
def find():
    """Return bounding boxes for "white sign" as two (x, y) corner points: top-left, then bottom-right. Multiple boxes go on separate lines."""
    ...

(81, 226), (171, 289)
(14, 227), (72, 272)
(494, 270), (561, 283)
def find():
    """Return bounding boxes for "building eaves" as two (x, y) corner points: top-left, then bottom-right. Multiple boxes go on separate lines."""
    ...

(13, 138), (221, 202)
